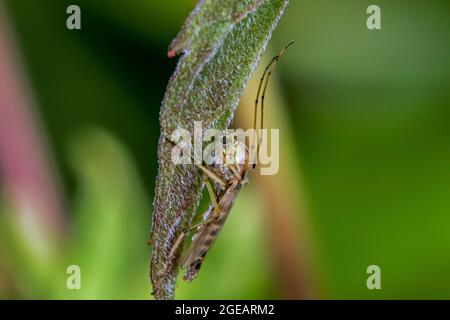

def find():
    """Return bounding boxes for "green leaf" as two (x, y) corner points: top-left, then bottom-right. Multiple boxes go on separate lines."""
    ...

(150, 0), (289, 300)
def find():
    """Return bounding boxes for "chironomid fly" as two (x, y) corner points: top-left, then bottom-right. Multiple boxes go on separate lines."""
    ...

(153, 41), (294, 291)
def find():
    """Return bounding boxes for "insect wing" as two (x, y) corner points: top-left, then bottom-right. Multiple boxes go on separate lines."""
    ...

(182, 184), (240, 272)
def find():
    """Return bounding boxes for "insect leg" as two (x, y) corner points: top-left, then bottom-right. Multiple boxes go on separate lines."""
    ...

(153, 173), (222, 291)
(203, 174), (221, 215)
(153, 211), (219, 295)
(196, 163), (227, 189)
(217, 148), (241, 180)
(251, 41), (294, 169)
(226, 163), (241, 180)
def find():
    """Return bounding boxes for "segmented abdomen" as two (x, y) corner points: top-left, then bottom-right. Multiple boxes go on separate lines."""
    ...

(183, 183), (241, 281)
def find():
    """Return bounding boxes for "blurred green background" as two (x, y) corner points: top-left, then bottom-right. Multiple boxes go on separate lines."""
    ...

(0, 0), (449, 299)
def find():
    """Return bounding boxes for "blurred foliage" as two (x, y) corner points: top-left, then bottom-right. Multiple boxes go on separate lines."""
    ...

(1, 0), (449, 299)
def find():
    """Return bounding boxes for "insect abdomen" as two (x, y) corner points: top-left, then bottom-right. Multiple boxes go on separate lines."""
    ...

(183, 185), (240, 281)
(183, 222), (223, 281)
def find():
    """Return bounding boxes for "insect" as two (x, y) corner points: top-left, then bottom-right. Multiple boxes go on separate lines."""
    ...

(153, 41), (294, 290)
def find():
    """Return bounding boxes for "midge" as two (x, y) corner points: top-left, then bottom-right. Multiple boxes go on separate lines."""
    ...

(152, 41), (294, 292)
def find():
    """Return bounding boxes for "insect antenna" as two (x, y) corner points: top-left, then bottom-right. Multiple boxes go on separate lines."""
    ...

(252, 40), (294, 169)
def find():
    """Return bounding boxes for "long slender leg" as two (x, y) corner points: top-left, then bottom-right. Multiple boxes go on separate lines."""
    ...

(252, 52), (279, 168)
(204, 175), (221, 215)
(154, 173), (222, 290)
(251, 41), (294, 169)
(154, 214), (218, 290)
(196, 163), (227, 189)
(153, 214), (218, 295)
(149, 139), (225, 246)
(149, 172), (222, 247)
(218, 147), (241, 181)
(164, 174), (222, 273)
(226, 162), (241, 180)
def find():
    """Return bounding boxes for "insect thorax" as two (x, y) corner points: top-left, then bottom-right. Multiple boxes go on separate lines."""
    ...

(211, 144), (247, 183)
